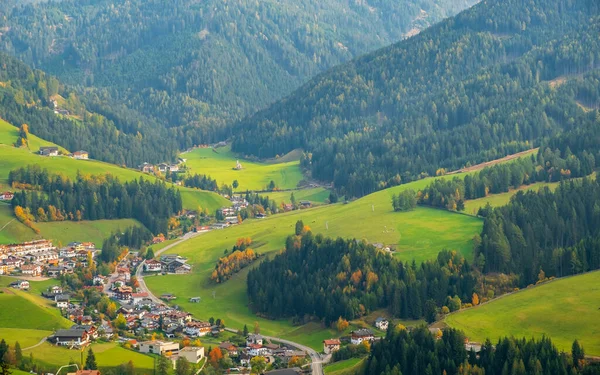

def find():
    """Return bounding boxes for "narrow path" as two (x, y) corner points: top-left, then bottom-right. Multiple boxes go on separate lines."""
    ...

(136, 229), (325, 374)
(0, 218), (15, 233)
(23, 335), (49, 351)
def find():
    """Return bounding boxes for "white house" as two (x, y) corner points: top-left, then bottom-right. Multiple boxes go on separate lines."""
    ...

(248, 344), (269, 357)
(374, 317), (389, 331)
(144, 259), (162, 272)
(246, 333), (263, 346)
(350, 329), (375, 345)
(183, 321), (211, 337)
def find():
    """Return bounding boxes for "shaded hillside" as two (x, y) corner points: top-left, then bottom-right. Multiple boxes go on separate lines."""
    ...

(0, 0), (476, 148)
(232, 0), (600, 197)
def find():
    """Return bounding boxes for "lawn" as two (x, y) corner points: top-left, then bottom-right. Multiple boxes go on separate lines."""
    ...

(25, 342), (155, 372)
(0, 289), (72, 331)
(36, 218), (142, 247)
(0, 203), (34, 243)
(182, 146), (304, 191)
(146, 172), (483, 350)
(324, 358), (365, 375)
(445, 271), (600, 355)
(261, 187), (330, 205)
(0, 327), (53, 348)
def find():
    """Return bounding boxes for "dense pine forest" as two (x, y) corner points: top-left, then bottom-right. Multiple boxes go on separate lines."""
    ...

(0, 0), (475, 149)
(9, 165), (182, 234)
(0, 52), (178, 166)
(363, 326), (599, 375)
(233, 0), (600, 197)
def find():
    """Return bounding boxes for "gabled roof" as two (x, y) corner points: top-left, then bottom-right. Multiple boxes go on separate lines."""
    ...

(323, 339), (341, 345)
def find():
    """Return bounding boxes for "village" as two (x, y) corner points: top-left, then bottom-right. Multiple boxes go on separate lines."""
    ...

(0, 233), (414, 375)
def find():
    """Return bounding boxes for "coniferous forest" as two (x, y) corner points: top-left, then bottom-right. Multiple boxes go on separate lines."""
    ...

(233, 0), (600, 197)
(0, 0), (475, 151)
(9, 165), (182, 235)
(363, 326), (599, 375)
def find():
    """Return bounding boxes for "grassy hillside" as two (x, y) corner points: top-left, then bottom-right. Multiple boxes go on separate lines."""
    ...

(26, 342), (155, 372)
(146, 172), (482, 349)
(261, 187), (330, 205)
(0, 118), (229, 208)
(445, 271), (600, 355)
(183, 146), (303, 191)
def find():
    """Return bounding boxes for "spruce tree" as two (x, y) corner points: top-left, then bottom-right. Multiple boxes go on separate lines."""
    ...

(84, 348), (97, 370)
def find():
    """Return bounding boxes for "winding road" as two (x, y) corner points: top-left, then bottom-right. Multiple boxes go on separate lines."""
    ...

(134, 229), (326, 374)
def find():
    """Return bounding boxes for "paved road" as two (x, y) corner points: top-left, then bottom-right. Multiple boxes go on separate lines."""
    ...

(103, 250), (129, 295)
(224, 328), (325, 374)
(135, 230), (210, 304)
(135, 230), (326, 374)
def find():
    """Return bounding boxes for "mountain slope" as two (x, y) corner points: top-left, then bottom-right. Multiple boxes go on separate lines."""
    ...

(0, 0), (477, 148)
(232, 0), (600, 197)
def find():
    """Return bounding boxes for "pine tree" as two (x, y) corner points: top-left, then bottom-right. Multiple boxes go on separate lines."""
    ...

(84, 348), (97, 370)
(157, 355), (170, 375)
(13, 342), (21, 363)
(243, 324), (249, 336)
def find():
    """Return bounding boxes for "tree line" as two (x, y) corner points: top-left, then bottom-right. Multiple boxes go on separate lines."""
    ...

(9, 165), (182, 234)
(362, 326), (599, 375)
(417, 125), (598, 212)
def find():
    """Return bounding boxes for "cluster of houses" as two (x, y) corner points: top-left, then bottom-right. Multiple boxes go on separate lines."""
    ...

(142, 254), (191, 274)
(38, 146), (88, 159)
(138, 162), (181, 174)
(217, 334), (307, 368)
(322, 318), (390, 354)
(0, 240), (97, 278)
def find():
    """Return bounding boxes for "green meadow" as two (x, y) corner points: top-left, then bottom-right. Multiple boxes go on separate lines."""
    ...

(26, 342), (155, 372)
(146, 173), (483, 349)
(445, 271), (600, 355)
(182, 146), (304, 191)
(324, 358), (366, 375)
(261, 187), (331, 205)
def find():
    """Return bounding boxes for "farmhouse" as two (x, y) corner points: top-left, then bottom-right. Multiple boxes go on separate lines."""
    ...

(350, 329), (375, 345)
(0, 192), (13, 201)
(55, 294), (70, 308)
(139, 163), (154, 173)
(71, 325), (98, 340)
(144, 259), (162, 272)
(374, 317), (389, 331)
(219, 342), (239, 356)
(10, 280), (29, 290)
(139, 340), (179, 356)
(73, 150), (89, 160)
(246, 333), (263, 346)
(39, 147), (59, 156)
(323, 339), (341, 354)
(51, 329), (90, 348)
